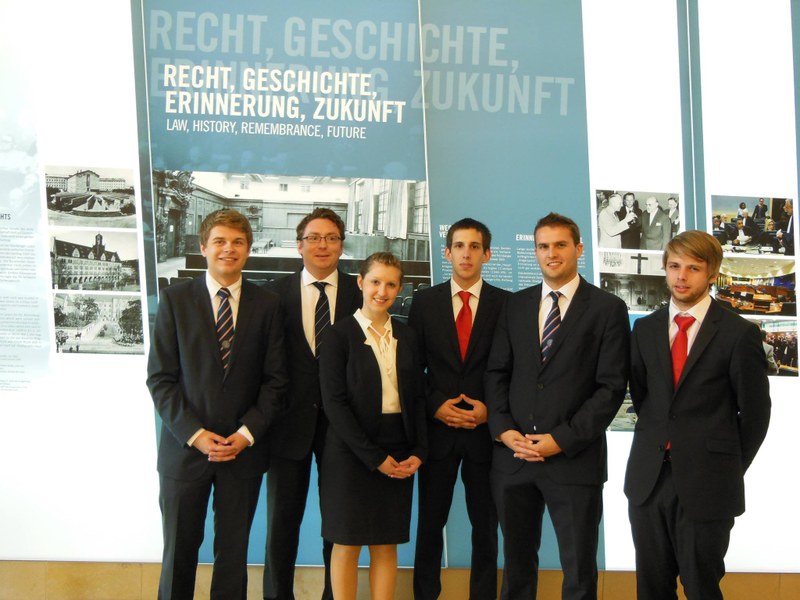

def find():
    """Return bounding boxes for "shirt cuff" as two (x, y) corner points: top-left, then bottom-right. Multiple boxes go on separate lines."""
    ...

(187, 428), (205, 447)
(238, 425), (254, 446)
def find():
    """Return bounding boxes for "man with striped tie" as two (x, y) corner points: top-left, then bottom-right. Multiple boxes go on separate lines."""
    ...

(486, 212), (630, 600)
(147, 209), (288, 599)
(262, 208), (361, 600)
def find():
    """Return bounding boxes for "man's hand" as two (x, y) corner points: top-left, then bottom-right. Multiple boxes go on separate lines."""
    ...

(192, 431), (249, 462)
(524, 433), (562, 458)
(461, 395), (488, 426)
(499, 431), (562, 461)
(434, 395), (480, 429)
(191, 430), (228, 456)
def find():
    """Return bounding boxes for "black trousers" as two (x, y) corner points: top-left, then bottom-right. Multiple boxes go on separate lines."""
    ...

(414, 444), (498, 600)
(628, 461), (734, 600)
(263, 415), (332, 600)
(158, 467), (261, 600)
(492, 463), (602, 600)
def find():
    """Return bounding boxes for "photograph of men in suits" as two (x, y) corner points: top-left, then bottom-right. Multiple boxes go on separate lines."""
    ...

(263, 208), (362, 600)
(618, 192), (643, 250)
(147, 209), (287, 599)
(640, 196), (673, 251)
(752, 197), (768, 220)
(409, 218), (509, 600)
(486, 212), (630, 600)
(624, 230), (771, 600)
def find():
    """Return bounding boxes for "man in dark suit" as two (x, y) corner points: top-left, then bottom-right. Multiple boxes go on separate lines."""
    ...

(263, 208), (361, 600)
(617, 192), (642, 250)
(624, 230), (771, 600)
(410, 218), (509, 600)
(486, 213), (630, 600)
(147, 209), (287, 600)
(776, 199), (794, 256)
(752, 197), (768, 220)
(640, 196), (673, 251)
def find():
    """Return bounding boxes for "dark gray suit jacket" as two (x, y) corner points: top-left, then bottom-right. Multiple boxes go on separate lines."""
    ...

(624, 300), (771, 520)
(265, 270), (362, 460)
(408, 280), (509, 461)
(486, 276), (630, 484)
(147, 275), (288, 480)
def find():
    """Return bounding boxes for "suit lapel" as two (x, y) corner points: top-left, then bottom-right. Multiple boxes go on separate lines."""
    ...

(334, 270), (359, 323)
(648, 308), (674, 392)
(226, 280), (254, 378)
(466, 283), (500, 363)
(192, 276), (225, 373)
(675, 300), (721, 392)
(287, 271), (316, 361)
(434, 283), (463, 364)
(539, 277), (588, 369)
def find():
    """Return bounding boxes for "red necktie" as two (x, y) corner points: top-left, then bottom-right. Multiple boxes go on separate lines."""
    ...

(671, 315), (696, 387)
(455, 291), (472, 361)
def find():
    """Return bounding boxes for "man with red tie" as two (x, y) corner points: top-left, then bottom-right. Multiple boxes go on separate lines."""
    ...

(625, 230), (771, 599)
(409, 218), (509, 600)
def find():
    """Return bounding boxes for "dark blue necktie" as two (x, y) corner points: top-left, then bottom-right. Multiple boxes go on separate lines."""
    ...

(540, 291), (562, 363)
(313, 281), (330, 358)
(216, 287), (234, 370)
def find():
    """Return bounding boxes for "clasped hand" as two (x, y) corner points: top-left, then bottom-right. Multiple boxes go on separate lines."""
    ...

(377, 455), (422, 479)
(193, 430), (249, 462)
(434, 394), (488, 429)
(499, 430), (562, 462)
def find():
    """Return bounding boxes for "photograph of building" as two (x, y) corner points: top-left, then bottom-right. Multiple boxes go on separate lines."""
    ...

(45, 166), (137, 228)
(53, 293), (144, 355)
(50, 230), (140, 291)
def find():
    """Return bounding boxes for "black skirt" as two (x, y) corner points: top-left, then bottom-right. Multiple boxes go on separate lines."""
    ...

(320, 413), (414, 545)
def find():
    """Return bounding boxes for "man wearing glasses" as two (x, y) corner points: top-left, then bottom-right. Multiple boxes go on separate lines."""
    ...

(263, 208), (362, 600)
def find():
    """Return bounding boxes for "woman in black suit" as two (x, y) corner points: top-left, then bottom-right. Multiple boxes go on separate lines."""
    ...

(319, 252), (427, 600)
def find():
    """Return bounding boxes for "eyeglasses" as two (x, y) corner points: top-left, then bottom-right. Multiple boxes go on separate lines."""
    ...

(300, 234), (342, 244)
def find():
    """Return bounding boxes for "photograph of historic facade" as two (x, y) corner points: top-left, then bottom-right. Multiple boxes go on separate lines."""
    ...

(50, 230), (140, 291)
(151, 170), (431, 288)
(46, 166), (137, 228)
(53, 293), (144, 355)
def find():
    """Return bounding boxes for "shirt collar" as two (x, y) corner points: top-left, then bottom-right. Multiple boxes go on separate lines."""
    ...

(354, 308), (393, 339)
(542, 274), (580, 301)
(669, 293), (712, 324)
(302, 267), (339, 288)
(205, 272), (242, 299)
(450, 277), (483, 299)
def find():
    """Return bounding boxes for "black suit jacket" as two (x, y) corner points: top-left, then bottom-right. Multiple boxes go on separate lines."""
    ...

(319, 315), (427, 470)
(265, 270), (362, 460)
(624, 300), (771, 520)
(486, 276), (630, 484)
(408, 280), (509, 461)
(147, 275), (288, 480)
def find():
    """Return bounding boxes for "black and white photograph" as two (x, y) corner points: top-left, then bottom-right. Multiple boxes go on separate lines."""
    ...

(595, 189), (680, 251)
(710, 195), (794, 256)
(598, 250), (670, 312)
(152, 170), (432, 293)
(45, 166), (137, 228)
(50, 229), (140, 292)
(716, 256), (795, 316)
(745, 318), (798, 377)
(53, 293), (144, 355)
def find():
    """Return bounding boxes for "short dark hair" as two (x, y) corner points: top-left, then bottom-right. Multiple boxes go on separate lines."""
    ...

(296, 208), (346, 241)
(359, 251), (403, 282)
(199, 209), (253, 248)
(534, 212), (581, 245)
(623, 192), (635, 201)
(663, 230), (722, 276)
(761, 329), (768, 341)
(445, 218), (492, 250)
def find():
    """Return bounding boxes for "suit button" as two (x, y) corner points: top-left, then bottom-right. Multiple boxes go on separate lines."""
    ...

(669, 414), (676, 420)
(528, 414), (534, 420)
(657, 445), (665, 452)
(537, 383), (544, 390)
(312, 403), (318, 409)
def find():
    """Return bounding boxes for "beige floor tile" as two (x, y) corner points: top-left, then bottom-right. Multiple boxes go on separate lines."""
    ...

(46, 562), (142, 600)
(780, 573), (800, 600)
(0, 561), (47, 600)
(141, 563), (161, 597)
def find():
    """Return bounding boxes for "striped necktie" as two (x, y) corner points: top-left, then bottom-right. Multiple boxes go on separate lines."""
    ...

(540, 291), (562, 363)
(216, 287), (234, 370)
(313, 281), (330, 358)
